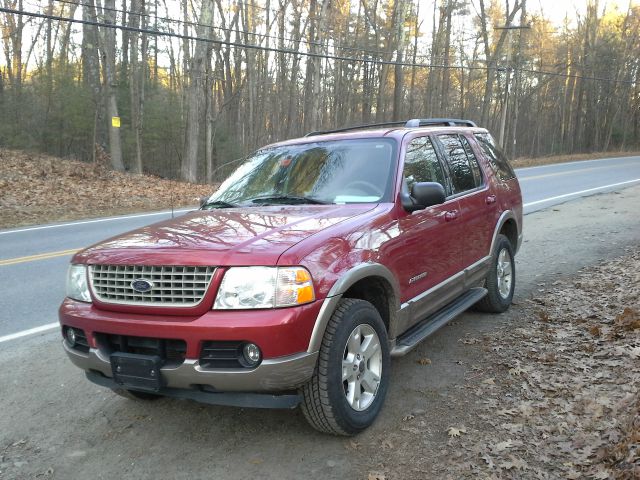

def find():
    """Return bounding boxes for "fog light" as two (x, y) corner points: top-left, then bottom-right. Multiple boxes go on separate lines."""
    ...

(66, 327), (77, 346)
(242, 343), (261, 366)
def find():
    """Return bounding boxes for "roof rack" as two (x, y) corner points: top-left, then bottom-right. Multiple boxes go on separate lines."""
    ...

(305, 121), (407, 137)
(405, 118), (477, 128)
(304, 118), (477, 137)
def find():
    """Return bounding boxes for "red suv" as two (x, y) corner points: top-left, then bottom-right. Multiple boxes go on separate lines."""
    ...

(60, 118), (522, 435)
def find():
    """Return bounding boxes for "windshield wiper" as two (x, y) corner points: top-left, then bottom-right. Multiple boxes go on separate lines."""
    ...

(247, 195), (331, 205)
(201, 200), (239, 209)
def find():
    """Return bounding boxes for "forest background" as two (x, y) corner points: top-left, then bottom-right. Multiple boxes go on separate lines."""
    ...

(1, 0), (638, 183)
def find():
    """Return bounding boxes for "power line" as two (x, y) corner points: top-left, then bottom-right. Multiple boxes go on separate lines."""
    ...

(0, 6), (637, 86)
(49, 0), (439, 64)
(0, 5), (492, 71)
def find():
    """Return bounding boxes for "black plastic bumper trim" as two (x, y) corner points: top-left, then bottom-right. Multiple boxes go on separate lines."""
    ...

(85, 370), (301, 409)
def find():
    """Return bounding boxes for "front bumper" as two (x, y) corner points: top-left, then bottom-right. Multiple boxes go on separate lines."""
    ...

(59, 298), (323, 400)
(63, 340), (318, 393)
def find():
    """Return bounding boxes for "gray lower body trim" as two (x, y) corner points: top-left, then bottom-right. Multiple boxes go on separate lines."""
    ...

(63, 341), (318, 392)
(398, 256), (491, 332)
(307, 295), (342, 353)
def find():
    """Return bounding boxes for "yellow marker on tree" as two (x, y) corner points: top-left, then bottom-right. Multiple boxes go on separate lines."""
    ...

(111, 116), (121, 128)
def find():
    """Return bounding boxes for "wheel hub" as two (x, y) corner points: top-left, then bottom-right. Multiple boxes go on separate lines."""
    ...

(342, 324), (383, 411)
(496, 248), (513, 299)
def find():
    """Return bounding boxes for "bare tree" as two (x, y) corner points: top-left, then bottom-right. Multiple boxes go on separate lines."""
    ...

(182, 0), (215, 182)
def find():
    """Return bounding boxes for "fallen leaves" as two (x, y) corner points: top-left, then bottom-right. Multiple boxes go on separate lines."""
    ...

(447, 426), (466, 438)
(0, 148), (214, 229)
(416, 357), (431, 366)
(412, 248), (639, 479)
(614, 307), (640, 332)
(367, 473), (386, 480)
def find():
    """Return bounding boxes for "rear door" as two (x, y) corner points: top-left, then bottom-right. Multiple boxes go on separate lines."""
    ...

(434, 133), (496, 268)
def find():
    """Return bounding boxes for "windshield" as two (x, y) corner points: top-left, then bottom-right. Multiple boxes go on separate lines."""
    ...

(206, 139), (397, 206)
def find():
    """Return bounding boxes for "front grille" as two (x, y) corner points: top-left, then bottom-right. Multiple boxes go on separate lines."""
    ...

(97, 334), (187, 365)
(200, 341), (249, 369)
(89, 265), (215, 306)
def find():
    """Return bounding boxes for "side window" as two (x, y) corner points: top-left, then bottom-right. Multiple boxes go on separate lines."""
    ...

(437, 134), (479, 194)
(474, 133), (516, 181)
(403, 136), (447, 192)
(459, 135), (483, 186)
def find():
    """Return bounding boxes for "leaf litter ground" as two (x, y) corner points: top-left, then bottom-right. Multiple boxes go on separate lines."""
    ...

(359, 247), (639, 480)
(0, 149), (213, 229)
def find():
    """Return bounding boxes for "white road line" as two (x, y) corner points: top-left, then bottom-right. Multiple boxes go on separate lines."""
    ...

(515, 155), (639, 173)
(523, 178), (640, 208)
(0, 322), (59, 344)
(0, 208), (193, 236)
(3, 177), (640, 344)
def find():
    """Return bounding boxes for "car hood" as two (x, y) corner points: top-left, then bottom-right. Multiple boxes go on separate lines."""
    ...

(73, 204), (377, 266)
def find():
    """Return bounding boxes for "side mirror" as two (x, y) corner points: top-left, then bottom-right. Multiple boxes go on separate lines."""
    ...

(401, 182), (446, 212)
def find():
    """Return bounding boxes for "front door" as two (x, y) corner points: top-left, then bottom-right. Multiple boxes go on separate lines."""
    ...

(388, 135), (466, 326)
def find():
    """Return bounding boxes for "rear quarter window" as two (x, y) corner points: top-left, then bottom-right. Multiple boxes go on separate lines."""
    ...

(474, 133), (516, 181)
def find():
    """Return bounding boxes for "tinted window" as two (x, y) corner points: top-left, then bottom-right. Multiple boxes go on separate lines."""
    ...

(403, 136), (447, 192)
(474, 133), (516, 181)
(459, 135), (483, 186)
(438, 134), (478, 193)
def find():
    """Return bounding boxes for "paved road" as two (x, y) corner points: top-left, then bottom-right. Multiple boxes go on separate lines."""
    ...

(0, 156), (638, 339)
(517, 156), (640, 213)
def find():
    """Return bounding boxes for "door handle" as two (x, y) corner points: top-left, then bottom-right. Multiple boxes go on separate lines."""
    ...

(485, 195), (497, 205)
(445, 210), (459, 222)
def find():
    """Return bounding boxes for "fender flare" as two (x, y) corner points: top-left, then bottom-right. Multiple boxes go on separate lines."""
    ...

(306, 263), (400, 353)
(490, 210), (522, 255)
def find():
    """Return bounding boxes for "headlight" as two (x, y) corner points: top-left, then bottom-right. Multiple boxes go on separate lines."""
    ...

(66, 265), (92, 303)
(214, 266), (315, 309)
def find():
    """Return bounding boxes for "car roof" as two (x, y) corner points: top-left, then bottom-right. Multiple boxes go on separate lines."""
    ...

(266, 124), (489, 149)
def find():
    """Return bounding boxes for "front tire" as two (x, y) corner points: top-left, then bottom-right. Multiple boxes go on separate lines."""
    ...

(476, 234), (516, 313)
(301, 298), (390, 435)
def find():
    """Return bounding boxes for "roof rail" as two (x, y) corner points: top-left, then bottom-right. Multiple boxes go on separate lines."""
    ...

(304, 118), (478, 137)
(305, 121), (407, 137)
(404, 118), (477, 128)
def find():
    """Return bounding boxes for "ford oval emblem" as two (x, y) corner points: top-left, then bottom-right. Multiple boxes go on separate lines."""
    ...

(131, 279), (153, 293)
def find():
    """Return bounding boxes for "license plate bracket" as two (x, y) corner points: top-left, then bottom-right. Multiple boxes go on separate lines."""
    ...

(110, 352), (163, 392)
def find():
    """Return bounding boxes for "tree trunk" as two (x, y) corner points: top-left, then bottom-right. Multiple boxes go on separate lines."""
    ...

(182, 0), (215, 182)
(392, 0), (406, 120)
(99, 0), (125, 171)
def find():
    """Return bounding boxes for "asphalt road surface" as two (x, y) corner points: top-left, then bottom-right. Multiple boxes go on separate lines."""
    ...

(0, 155), (639, 341)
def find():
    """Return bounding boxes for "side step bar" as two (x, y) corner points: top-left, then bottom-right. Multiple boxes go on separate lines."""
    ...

(391, 287), (487, 357)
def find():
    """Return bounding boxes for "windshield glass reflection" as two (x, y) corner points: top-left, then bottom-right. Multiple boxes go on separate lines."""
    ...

(206, 139), (397, 206)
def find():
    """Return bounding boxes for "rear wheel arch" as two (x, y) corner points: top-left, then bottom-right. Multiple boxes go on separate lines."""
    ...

(490, 210), (520, 255)
(499, 218), (518, 252)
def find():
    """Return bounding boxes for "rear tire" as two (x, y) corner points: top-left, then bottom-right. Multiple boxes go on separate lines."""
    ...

(476, 234), (515, 313)
(301, 298), (390, 435)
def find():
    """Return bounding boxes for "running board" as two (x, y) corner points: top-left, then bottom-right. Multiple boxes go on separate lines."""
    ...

(391, 287), (487, 357)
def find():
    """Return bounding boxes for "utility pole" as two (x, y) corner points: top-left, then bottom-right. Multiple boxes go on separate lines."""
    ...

(495, 23), (530, 150)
